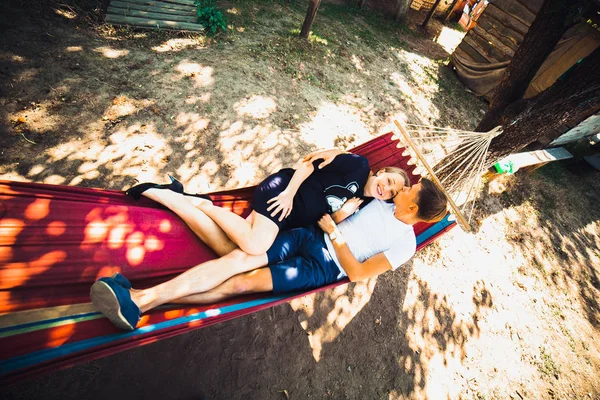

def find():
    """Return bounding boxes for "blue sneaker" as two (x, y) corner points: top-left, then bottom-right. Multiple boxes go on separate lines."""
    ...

(90, 276), (140, 331)
(111, 272), (132, 289)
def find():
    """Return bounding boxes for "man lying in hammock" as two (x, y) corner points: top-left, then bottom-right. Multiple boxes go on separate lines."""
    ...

(90, 152), (448, 331)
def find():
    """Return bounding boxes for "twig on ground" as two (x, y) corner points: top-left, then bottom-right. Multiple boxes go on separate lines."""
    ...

(93, 77), (119, 90)
(20, 133), (36, 144)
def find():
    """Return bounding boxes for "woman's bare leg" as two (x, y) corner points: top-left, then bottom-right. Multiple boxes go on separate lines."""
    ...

(142, 188), (237, 257)
(192, 198), (280, 255)
(129, 249), (268, 313)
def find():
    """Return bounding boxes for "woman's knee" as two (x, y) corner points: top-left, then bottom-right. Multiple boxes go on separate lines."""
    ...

(237, 238), (271, 256)
(223, 248), (251, 263)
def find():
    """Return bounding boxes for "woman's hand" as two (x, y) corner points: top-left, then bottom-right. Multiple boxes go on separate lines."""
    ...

(267, 190), (294, 221)
(302, 148), (344, 169)
(317, 214), (337, 235)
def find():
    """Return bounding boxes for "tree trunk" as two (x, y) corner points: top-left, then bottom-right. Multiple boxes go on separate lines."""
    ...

(435, 47), (600, 184)
(394, 0), (411, 21)
(476, 0), (585, 132)
(485, 46), (600, 163)
(358, 0), (367, 10)
(300, 0), (322, 39)
(421, 0), (442, 27)
(444, 0), (461, 22)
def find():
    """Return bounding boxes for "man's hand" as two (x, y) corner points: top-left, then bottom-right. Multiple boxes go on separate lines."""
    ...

(339, 197), (363, 215)
(267, 190), (294, 221)
(317, 214), (337, 235)
(331, 197), (364, 224)
(302, 148), (344, 169)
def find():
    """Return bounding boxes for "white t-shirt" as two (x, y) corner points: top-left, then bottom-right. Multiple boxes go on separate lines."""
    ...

(324, 199), (416, 279)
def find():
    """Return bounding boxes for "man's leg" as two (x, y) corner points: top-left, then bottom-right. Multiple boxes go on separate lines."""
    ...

(142, 188), (237, 257)
(129, 249), (268, 313)
(169, 268), (273, 305)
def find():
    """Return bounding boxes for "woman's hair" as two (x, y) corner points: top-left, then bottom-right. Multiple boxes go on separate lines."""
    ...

(375, 167), (412, 203)
(415, 178), (448, 222)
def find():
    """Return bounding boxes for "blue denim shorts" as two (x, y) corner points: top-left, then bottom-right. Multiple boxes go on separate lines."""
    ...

(266, 225), (341, 293)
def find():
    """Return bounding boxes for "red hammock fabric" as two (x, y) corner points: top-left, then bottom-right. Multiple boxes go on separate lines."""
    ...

(0, 132), (455, 384)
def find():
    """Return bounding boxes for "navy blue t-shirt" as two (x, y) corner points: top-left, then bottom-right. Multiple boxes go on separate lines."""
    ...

(286, 153), (371, 227)
(253, 153), (372, 229)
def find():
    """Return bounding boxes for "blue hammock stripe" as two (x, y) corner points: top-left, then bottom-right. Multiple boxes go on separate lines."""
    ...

(1, 295), (290, 375)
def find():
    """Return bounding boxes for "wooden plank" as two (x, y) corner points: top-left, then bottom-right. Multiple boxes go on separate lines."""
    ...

(495, 0), (536, 26)
(484, 3), (529, 36)
(472, 25), (515, 58)
(121, 0), (194, 12)
(503, 147), (573, 169)
(478, 15), (523, 50)
(106, 14), (204, 31)
(159, 0), (197, 6)
(463, 31), (504, 63)
(108, 5), (197, 23)
(110, 0), (195, 16)
(456, 41), (490, 64)
(583, 155), (600, 171)
(452, 46), (477, 64)
(519, 0), (543, 15)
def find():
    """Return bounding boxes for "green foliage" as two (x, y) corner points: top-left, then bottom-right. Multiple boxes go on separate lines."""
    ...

(195, 0), (227, 36)
(538, 346), (560, 378)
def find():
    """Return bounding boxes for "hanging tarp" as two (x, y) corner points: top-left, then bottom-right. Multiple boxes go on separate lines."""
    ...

(450, 0), (600, 100)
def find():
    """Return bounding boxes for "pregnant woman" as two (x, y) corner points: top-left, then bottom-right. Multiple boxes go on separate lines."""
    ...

(127, 149), (410, 256)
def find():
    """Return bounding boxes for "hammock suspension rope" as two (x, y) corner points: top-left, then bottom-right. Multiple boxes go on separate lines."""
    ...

(394, 120), (502, 231)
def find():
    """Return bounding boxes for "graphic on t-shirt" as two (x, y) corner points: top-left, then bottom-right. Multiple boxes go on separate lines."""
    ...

(324, 181), (359, 212)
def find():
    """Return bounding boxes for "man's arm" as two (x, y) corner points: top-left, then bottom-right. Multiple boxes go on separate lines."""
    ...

(302, 148), (346, 169)
(318, 215), (392, 282)
(330, 197), (363, 224)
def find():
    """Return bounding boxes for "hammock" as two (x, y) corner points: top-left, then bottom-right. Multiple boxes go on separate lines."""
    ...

(0, 132), (456, 384)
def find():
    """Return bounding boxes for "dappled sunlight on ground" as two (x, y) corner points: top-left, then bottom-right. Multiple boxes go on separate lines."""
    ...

(290, 278), (376, 362)
(390, 49), (442, 123)
(93, 46), (129, 59)
(408, 170), (600, 397)
(9, 99), (61, 135)
(152, 38), (206, 53)
(299, 102), (372, 149)
(397, 274), (492, 398)
(46, 121), (171, 185)
(175, 61), (214, 88)
(233, 95), (277, 119)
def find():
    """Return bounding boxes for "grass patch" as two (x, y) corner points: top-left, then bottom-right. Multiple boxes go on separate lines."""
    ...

(538, 346), (560, 378)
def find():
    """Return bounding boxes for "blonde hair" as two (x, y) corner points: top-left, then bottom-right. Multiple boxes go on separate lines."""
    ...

(375, 167), (411, 188)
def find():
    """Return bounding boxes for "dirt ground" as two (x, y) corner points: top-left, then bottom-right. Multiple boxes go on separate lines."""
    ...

(2, 0), (600, 399)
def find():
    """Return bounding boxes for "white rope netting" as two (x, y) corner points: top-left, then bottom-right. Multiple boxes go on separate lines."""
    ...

(394, 121), (502, 231)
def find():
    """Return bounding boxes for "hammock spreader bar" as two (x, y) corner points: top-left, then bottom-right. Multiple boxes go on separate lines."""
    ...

(0, 132), (455, 384)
